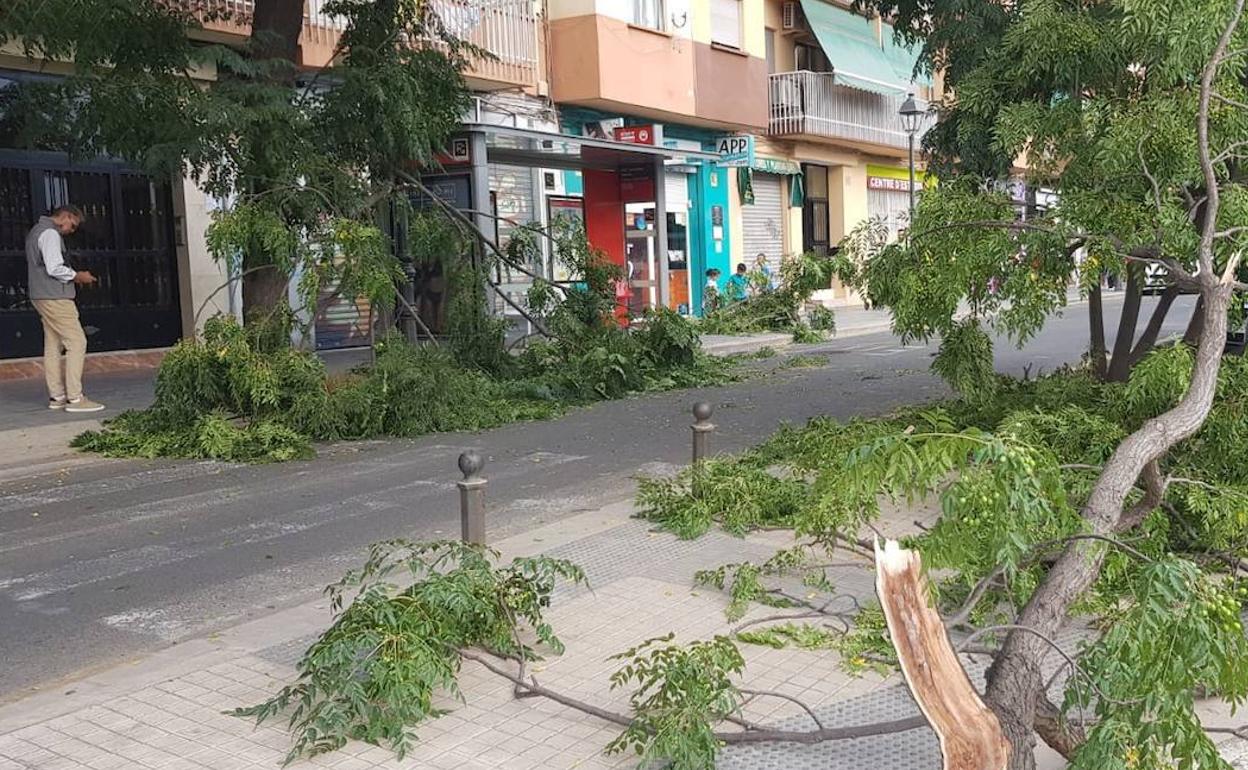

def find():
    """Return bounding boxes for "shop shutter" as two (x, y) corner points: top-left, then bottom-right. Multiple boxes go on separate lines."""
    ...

(665, 171), (689, 214)
(741, 172), (784, 273)
(315, 285), (372, 350)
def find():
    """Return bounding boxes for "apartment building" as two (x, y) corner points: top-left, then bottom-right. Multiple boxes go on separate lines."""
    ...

(0, 0), (934, 366)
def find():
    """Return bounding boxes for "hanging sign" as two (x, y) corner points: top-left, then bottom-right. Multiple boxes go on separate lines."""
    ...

(714, 135), (755, 167)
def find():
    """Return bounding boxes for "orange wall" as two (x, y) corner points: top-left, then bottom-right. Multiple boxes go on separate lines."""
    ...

(551, 15), (697, 118)
(694, 46), (768, 129)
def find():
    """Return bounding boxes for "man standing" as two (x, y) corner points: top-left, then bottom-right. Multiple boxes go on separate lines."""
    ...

(26, 205), (105, 413)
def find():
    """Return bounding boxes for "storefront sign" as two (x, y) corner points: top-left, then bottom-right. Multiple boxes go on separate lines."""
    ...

(868, 176), (922, 193)
(613, 125), (663, 146)
(714, 135), (755, 167)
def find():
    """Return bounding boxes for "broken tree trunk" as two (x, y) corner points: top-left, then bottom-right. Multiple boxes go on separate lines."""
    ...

(875, 538), (1010, 770)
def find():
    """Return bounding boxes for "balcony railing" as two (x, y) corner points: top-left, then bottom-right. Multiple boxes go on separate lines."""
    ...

(181, 0), (539, 88)
(768, 71), (929, 151)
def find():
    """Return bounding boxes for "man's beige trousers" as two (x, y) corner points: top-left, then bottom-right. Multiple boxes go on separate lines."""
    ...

(32, 298), (86, 401)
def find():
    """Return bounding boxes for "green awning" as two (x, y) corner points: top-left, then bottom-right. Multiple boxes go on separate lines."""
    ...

(789, 172), (805, 208)
(798, 0), (929, 96)
(752, 156), (801, 175)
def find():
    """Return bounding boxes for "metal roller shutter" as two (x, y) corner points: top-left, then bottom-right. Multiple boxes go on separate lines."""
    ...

(665, 171), (689, 214)
(741, 173), (784, 272)
(315, 286), (372, 350)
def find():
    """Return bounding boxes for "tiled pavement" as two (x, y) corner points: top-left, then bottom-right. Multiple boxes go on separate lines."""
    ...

(0, 501), (1244, 769)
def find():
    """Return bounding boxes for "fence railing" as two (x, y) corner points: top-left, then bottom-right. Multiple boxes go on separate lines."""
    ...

(181, 0), (539, 87)
(768, 71), (929, 150)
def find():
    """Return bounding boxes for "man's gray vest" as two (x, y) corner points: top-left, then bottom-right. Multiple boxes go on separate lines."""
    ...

(26, 217), (74, 301)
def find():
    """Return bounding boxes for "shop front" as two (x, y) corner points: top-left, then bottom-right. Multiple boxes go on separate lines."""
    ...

(560, 113), (735, 318)
(735, 152), (803, 276)
(418, 121), (717, 326)
(865, 163), (921, 242)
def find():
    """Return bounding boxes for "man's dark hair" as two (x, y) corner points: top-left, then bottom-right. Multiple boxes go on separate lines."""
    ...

(51, 204), (84, 219)
(706, 268), (720, 277)
(736, 263), (747, 273)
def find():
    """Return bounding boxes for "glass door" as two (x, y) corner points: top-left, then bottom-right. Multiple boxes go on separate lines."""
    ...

(625, 202), (657, 316)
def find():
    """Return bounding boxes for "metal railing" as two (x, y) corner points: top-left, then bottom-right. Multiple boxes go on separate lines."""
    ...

(426, 0), (540, 84)
(179, 0), (538, 87)
(768, 71), (930, 150)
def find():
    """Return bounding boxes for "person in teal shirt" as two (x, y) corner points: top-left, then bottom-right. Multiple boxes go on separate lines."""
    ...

(724, 263), (750, 303)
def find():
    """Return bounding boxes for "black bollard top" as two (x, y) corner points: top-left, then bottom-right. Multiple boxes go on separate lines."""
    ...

(458, 451), (485, 480)
(692, 402), (713, 423)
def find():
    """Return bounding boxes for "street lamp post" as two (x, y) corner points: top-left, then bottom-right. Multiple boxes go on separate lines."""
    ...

(898, 94), (924, 230)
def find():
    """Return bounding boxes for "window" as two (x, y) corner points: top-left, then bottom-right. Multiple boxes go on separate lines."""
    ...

(802, 164), (830, 255)
(633, 0), (664, 30)
(795, 42), (831, 73)
(711, 0), (742, 48)
(765, 28), (776, 73)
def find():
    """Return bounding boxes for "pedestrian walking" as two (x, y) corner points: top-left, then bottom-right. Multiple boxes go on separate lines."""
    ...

(26, 205), (105, 412)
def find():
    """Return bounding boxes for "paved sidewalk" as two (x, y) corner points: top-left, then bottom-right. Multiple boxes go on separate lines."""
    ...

(0, 499), (952, 770)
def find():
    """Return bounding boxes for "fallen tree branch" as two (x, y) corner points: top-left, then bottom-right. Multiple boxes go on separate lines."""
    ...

(458, 647), (929, 744)
(739, 687), (826, 730)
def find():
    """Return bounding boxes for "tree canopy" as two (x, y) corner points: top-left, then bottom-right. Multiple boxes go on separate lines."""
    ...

(842, 0), (1248, 389)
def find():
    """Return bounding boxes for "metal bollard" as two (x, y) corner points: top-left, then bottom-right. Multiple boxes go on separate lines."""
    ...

(691, 402), (715, 466)
(457, 451), (487, 545)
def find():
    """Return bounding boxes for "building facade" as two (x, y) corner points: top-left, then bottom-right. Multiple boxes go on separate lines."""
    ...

(0, 0), (936, 364)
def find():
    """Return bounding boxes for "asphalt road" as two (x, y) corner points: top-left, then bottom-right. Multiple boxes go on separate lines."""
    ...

(0, 295), (1197, 700)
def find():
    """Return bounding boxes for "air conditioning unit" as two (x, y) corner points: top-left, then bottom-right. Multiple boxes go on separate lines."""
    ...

(782, 1), (800, 30)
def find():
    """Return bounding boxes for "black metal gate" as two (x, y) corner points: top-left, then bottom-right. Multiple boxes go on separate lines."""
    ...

(0, 151), (182, 359)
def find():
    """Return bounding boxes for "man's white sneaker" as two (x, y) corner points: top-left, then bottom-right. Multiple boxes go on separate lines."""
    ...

(49, 397), (68, 410)
(65, 397), (105, 413)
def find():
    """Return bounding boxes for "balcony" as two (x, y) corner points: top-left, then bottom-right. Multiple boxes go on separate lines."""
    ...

(181, 0), (540, 90)
(768, 71), (929, 154)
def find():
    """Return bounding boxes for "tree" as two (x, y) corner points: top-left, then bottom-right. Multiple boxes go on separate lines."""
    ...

(845, 0), (1248, 384)
(0, 0), (472, 334)
(831, 0), (1248, 764)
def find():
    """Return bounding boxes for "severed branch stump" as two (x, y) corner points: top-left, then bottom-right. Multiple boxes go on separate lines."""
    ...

(874, 538), (1011, 770)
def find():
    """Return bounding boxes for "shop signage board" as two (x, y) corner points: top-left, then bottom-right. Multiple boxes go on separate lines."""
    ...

(714, 135), (755, 166)
(867, 176), (923, 193)
(613, 125), (664, 146)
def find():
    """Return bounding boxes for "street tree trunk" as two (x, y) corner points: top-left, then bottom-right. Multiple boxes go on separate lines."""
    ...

(1087, 282), (1108, 378)
(1129, 284), (1180, 367)
(1184, 296), (1207, 347)
(241, 0), (304, 328)
(1105, 264), (1144, 381)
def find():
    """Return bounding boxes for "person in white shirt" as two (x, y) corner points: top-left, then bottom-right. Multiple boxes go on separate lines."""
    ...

(25, 205), (104, 413)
